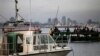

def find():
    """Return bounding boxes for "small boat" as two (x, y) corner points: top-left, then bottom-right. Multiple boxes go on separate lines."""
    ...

(0, 26), (71, 56)
(0, 0), (71, 55)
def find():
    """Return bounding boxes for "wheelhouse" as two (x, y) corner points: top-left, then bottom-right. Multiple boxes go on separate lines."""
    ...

(7, 31), (57, 54)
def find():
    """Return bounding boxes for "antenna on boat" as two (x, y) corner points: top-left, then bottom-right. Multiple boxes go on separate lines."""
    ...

(29, 0), (32, 20)
(56, 6), (59, 19)
(15, 0), (18, 21)
(29, 19), (32, 31)
(28, 0), (32, 31)
(15, 0), (25, 23)
(53, 6), (59, 26)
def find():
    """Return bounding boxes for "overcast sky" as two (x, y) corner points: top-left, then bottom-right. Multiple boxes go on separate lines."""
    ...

(0, 0), (100, 23)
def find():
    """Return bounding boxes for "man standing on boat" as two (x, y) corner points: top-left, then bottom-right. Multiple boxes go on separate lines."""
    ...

(49, 27), (60, 36)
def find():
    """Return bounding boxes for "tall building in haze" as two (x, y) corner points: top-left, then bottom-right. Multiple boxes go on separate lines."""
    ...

(67, 18), (71, 26)
(48, 18), (52, 25)
(52, 18), (58, 26)
(61, 16), (66, 26)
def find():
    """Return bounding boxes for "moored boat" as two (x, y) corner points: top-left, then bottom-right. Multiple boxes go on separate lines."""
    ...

(0, 26), (71, 56)
(0, 26), (72, 56)
(0, 0), (72, 55)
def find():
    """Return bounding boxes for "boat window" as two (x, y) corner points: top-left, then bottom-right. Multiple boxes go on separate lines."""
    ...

(40, 35), (48, 44)
(17, 34), (23, 44)
(33, 36), (36, 45)
(17, 34), (23, 52)
(17, 36), (23, 43)
(38, 35), (41, 44)
(48, 35), (55, 43)
(38, 35), (55, 44)
(26, 37), (30, 44)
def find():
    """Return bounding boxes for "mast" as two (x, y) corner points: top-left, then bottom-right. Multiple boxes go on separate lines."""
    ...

(15, 0), (18, 20)
(15, 0), (24, 23)
(56, 6), (59, 19)
(15, 0), (18, 21)
(54, 6), (59, 26)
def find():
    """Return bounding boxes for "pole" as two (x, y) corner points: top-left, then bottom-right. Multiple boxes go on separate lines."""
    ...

(56, 6), (59, 19)
(15, 0), (18, 20)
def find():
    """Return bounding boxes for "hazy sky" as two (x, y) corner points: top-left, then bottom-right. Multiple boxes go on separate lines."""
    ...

(0, 0), (100, 23)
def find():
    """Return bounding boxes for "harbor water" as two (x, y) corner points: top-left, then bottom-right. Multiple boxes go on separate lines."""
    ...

(68, 42), (100, 56)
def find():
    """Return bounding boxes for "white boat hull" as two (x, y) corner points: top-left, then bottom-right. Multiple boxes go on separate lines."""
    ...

(18, 50), (71, 56)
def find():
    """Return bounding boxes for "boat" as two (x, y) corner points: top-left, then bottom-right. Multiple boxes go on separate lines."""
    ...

(0, 24), (71, 56)
(51, 27), (100, 42)
(0, 0), (72, 56)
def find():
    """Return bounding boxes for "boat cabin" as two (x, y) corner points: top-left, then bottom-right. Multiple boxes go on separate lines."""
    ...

(0, 26), (71, 56)
(6, 30), (57, 55)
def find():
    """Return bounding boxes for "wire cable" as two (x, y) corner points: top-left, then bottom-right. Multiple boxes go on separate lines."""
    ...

(29, 0), (32, 20)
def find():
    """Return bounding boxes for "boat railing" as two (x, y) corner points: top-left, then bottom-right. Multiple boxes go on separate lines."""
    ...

(51, 31), (100, 42)
(52, 33), (71, 47)
(0, 43), (16, 55)
(32, 33), (67, 51)
(35, 33), (71, 46)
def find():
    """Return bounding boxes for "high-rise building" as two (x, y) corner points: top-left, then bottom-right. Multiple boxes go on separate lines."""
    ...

(48, 18), (52, 25)
(67, 18), (71, 26)
(61, 16), (66, 26)
(52, 18), (58, 26)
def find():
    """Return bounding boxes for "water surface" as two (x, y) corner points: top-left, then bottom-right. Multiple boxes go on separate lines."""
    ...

(68, 42), (100, 56)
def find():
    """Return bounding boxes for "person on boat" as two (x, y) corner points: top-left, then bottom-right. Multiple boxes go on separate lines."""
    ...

(81, 26), (89, 33)
(34, 26), (41, 34)
(91, 28), (99, 37)
(54, 27), (60, 32)
(86, 27), (89, 32)
(49, 28), (54, 36)
(66, 27), (70, 35)
(76, 27), (81, 33)
(74, 28), (77, 33)
(74, 27), (81, 37)
(90, 28), (95, 32)
(66, 27), (70, 32)
(52, 27), (60, 35)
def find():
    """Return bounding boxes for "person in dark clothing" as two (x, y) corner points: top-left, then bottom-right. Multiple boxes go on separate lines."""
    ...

(51, 27), (60, 35)
(53, 27), (60, 33)
(74, 28), (77, 33)
(82, 27), (86, 32)
(49, 27), (60, 36)
(86, 27), (89, 32)
(90, 28), (94, 32)
(67, 27), (70, 32)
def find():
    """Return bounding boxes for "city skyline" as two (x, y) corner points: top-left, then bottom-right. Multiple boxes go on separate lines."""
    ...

(0, 0), (100, 23)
